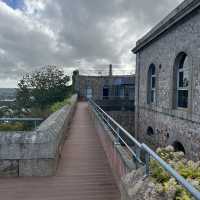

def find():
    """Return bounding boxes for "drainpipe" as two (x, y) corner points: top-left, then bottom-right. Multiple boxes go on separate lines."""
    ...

(135, 52), (140, 140)
(109, 64), (113, 99)
(109, 64), (113, 77)
(137, 52), (141, 140)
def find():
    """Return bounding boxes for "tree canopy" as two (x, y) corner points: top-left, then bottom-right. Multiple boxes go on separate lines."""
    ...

(16, 66), (70, 110)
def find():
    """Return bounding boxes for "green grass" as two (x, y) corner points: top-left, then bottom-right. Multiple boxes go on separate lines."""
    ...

(50, 98), (71, 113)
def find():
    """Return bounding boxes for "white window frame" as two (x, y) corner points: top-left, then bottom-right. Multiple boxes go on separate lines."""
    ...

(147, 64), (156, 104)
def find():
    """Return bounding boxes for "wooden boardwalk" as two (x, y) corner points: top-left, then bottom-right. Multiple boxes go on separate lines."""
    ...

(0, 102), (120, 200)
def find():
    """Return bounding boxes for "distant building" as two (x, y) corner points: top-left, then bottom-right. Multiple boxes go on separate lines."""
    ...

(73, 65), (135, 134)
(0, 88), (16, 101)
(73, 64), (135, 101)
(132, 0), (200, 160)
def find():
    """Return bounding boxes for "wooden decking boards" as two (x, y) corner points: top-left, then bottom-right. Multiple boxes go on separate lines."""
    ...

(0, 102), (120, 200)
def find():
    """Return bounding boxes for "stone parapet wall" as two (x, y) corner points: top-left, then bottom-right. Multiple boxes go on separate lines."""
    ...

(88, 104), (136, 188)
(0, 95), (77, 176)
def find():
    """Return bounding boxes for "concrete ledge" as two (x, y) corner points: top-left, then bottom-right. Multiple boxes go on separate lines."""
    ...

(0, 94), (77, 176)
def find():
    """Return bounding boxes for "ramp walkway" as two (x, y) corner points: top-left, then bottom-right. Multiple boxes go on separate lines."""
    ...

(0, 102), (120, 200)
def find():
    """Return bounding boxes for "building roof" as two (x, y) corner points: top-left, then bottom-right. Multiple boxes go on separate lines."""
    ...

(78, 74), (135, 79)
(132, 0), (200, 53)
(78, 74), (135, 85)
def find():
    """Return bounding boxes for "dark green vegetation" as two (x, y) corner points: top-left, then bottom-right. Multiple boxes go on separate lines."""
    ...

(16, 66), (71, 111)
(0, 121), (33, 131)
(151, 146), (200, 200)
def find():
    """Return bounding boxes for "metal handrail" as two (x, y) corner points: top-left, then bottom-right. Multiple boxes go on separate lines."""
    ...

(88, 98), (200, 200)
(89, 99), (141, 148)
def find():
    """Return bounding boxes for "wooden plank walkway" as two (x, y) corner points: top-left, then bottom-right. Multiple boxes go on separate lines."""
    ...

(0, 102), (120, 200)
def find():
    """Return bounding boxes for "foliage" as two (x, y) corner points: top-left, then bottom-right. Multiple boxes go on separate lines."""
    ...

(27, 107), (52, 119)
(151, 146), (200, 200)
(50, 98), (71, 113)
(16, 66), (70, 111)
(0, 122), (32, 131)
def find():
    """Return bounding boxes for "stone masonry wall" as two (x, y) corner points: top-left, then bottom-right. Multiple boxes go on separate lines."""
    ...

(135, 6), (200, 160)
(76, 75), (134, 100)
(0, 95), (77, 176)
(107, 111), (135, 135)
(88, 103), (136, 188)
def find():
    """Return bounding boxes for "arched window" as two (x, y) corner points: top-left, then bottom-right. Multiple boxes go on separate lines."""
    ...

(174, 52), (189, 108)
(147, 64), (156, 104)
(103, 85), (109, 99)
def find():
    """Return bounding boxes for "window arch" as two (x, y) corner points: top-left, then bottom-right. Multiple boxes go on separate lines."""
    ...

(173, 52), (189, 108)
(147, 64), (156, 104)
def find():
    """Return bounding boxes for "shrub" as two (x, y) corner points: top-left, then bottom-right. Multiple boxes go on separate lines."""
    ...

(50, 98), (71, 113)
(0, 122), (31, 131)
(151, 146), (200, 200)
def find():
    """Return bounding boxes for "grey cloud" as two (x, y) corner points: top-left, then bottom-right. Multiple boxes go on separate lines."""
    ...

(0, 0), (183, 87)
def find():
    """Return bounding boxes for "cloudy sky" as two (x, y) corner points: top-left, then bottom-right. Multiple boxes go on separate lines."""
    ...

(0, 0), (183, 87)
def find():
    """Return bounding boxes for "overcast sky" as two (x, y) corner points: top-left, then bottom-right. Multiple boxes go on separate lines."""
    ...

(0, 0), (183, 87)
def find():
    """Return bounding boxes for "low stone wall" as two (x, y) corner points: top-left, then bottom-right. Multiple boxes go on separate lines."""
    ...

(88, 104), (136, 188)
(0, 95), (77, 176)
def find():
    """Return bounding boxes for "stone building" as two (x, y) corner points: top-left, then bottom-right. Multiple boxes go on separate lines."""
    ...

(73, 65), (135, 101)
(132, 0), (200, 160)
(73, 65), (135, 134)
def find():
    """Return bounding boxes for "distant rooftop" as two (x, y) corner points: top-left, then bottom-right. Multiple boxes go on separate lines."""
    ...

(77, 64), (134, 77)
(132, 0), (200, 53)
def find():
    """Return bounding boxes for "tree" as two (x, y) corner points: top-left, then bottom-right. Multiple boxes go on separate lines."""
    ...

(16, 66), (70, 111)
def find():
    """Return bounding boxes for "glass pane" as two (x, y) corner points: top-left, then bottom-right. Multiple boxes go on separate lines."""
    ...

(115, 86), (119, 96)
(152, 77), (155, 88)
(179, 54), (186, 69)
(179, 70), (189, 88)
(178, 90), (188, 108)
(125, 87), (129, 96)
(151, 66), (155, 75)
(151, 90), (154, 103)
(183, 70), (189, 87)
(129, 88), (134, 99)
(183, 56), (189, 69)
(179, 71), (184, 87)
(120, 87), (124, 97)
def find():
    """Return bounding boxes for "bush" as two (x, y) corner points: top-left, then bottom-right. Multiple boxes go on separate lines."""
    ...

(0, 122), (31, 131)
(29, 107), (52, 119)
(50, 98), (71, 113)
(151, 146), (200, 200)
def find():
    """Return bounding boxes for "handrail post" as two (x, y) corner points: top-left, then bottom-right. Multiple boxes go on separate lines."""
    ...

(115, 127), (120, 145)
(145, 152), (150, 176)
(135, 147), (141, 169)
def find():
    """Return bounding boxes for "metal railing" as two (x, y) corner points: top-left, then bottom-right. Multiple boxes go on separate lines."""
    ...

(0, 117), (43, 129)
(88, 98), (200, 200)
